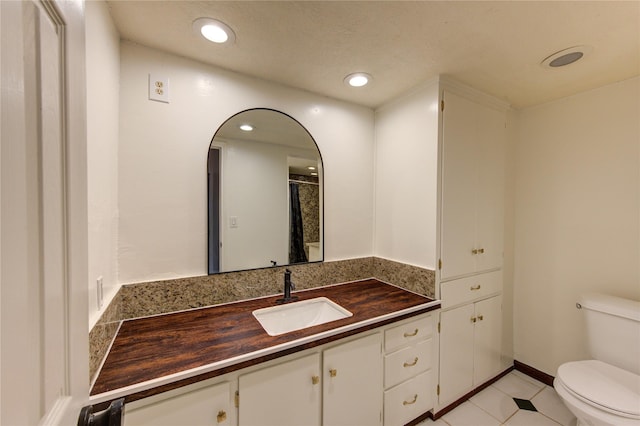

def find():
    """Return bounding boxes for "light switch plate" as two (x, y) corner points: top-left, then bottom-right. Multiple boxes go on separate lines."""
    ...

(149, 74), (170, 103)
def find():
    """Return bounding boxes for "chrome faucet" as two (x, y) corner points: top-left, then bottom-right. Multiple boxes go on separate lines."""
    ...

(276, 269), (298, 304)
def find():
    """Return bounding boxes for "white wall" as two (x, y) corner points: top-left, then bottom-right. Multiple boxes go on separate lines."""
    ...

(86, 1), (120, 327)
(501, 108), (518, 369)
(118, 42), (375, 284)
(373, 80), (439, 269)
(513, 76), (640, 375)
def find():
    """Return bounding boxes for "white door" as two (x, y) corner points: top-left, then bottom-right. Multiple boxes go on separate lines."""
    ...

(125, 381), (232, 426)
(439, 90), (506, 279)
(1, 1), (89, 424)
(438, 304), (475, 405)
(473, 296), (503, 385)
(440, 90), (479, 280)
(238, 353), (321, 426)
(323, 333), (383, 426)
(474, 105), (505, 273)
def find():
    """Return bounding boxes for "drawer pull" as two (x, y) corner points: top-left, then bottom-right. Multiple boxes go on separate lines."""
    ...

(403, 394), (418, 406)
(470, 284), (481, 291)
(329, 368), (337, 378)
(217, 410), (227, 423)
(403, 357), (419, 367)
(403, 329), (419, 338)
(312, 375), (320, 385)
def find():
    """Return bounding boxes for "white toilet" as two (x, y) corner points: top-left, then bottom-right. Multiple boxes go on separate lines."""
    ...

(555, 293), (640, 426)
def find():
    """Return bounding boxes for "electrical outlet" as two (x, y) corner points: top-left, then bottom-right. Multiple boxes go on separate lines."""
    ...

(97, 276), (104, 309)
(149, 74), (170, 103)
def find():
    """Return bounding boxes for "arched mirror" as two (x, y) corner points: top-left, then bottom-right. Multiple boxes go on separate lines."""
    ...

(208, 108), (323, 274)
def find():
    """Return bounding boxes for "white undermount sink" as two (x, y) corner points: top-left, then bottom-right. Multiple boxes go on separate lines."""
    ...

(252, 297), (353, 336)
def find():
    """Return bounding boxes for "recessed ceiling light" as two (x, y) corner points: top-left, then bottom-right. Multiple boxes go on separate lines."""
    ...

(541, 46), (592, 69)
(193, 18), (235, 44)
(239, 124), (253, 132)
(307, 166), (316, 170)
(310, 172), (318, 176)
(344, 72), (372, 87)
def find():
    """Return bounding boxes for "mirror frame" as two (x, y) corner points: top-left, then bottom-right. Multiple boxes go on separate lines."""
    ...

(207, 108), (324, 274)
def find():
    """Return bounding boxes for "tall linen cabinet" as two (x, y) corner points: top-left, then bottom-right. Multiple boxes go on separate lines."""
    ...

(435, 85), (508, 412)
(374, 76), (508, 416)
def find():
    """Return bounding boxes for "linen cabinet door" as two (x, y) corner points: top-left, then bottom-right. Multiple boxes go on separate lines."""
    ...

(323, 333), (383, 426)
(474, 104), (505, 274)
(238, 353), (321, 426)
(124, 381), (233, 426)
(473, 296), (502, 385)
(438, 304), (475, 406)
(440, 90), (480, 280)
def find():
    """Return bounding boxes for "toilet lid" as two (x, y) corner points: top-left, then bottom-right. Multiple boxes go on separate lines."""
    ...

(558, 360), (640, 417)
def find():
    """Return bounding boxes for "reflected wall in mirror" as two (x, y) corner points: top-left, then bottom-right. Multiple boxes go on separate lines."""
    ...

(208, 109), (323, 273)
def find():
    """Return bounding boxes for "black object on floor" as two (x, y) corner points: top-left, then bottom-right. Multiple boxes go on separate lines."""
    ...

(513, 398), (537, 412)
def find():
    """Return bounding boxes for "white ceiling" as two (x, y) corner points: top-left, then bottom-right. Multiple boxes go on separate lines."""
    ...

(106, 1), (640, 109)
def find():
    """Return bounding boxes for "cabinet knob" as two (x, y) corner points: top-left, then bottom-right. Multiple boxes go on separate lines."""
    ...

(478, 248), (485, 254)
(471, 316), (477, 323)
(217, 410), (227, 423)
(477, 315), (484, 321)
(403, 329), (419, 338)
(403, 394), (418, 406)
(471, 249), (478, 255)
(403, 357), (419, 368)
(311, 375), (320, 385)
(329, 368), (337, 378)
(470, 285), (481, 291)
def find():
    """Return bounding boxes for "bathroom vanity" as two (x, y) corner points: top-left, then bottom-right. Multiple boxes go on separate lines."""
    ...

(90, 279), (440, 425)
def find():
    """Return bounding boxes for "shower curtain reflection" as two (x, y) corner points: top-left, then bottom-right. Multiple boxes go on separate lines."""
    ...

(289, 182), (308, 264)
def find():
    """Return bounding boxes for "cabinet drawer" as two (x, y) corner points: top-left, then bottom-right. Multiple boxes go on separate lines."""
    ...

(440, 271), (502, 308)
(384, 338), (432, 388)
(384, 315), (433, 353)
(383, 370), (432, 426)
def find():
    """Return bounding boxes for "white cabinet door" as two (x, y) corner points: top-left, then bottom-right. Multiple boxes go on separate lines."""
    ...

(438, 304), (475, 405)
(238, 353), (321, 426)
(125, 381), (232, 426)
(323, 333), (383, 426)
(440, 90), (478, 279)
(440, 90), (506, 280)
(474, 104), (505, 274)
(438, 295), (502, 408)
(473, 296), (502, 385)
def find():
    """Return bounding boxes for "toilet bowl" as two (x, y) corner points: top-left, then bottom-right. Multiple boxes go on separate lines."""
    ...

(554, 360), (640, 426)
(555, 293), (640, 426)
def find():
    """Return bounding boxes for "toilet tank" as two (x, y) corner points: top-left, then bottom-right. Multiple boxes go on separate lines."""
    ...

(579, 293), (640, 375)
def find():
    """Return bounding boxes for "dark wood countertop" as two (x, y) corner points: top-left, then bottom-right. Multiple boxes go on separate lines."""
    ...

(90, 279), (440, 403)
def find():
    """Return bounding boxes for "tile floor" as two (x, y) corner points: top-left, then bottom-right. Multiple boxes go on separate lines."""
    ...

(422, 371), (577, 426)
